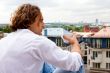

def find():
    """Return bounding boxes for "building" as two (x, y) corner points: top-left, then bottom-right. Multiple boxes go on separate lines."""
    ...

(84, 26), (110, 71)
(42, 28), (72, 51)
(73, 31), (94, 64)
(83, 25), (99, 32)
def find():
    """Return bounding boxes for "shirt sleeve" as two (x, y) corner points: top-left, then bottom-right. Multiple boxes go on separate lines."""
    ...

(34, 37), (83, 71)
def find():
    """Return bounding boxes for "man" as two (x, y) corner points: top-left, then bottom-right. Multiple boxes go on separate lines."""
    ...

(0, 4), (84, 73)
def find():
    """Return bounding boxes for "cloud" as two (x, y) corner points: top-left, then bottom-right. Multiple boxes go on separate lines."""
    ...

(0, 0), (38, 24)
(41, 0), (110, 23)
(0, 0), (110, 23)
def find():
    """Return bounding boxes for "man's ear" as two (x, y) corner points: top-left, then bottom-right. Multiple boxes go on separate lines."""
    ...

(36, 15), (41, 25)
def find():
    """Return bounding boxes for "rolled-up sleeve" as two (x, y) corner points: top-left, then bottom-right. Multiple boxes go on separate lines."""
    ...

(36, 37), (83, 71)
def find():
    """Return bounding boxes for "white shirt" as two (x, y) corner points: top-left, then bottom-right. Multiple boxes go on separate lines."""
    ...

(0, 29), (83, 73)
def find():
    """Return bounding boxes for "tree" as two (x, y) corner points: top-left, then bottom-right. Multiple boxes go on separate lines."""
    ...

(0, 25), (12, 33)
(74, 26), (83, 32)
(62, 24), (83, 32)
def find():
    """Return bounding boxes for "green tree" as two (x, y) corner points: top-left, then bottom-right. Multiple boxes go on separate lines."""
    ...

(74, 26), (83, 32)
(0, 25), (12, 33)
(62, 25), (75, 31)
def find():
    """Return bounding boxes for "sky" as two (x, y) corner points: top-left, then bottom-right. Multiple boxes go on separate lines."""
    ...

(0, 0), (110, 24)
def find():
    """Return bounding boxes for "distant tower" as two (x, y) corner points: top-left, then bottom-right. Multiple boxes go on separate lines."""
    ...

(95, 19), (99, 25)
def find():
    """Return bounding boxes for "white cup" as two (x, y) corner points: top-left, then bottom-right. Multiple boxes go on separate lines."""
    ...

(61, 33), (73, 44)
(61, 35), (69, 44)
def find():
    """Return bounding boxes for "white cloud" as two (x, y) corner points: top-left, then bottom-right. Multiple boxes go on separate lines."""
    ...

(0, 0), (110, 24)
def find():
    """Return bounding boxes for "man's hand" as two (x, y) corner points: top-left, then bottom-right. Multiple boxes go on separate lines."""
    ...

(63, 35), (78, 44)
(63, 35), (82, 56)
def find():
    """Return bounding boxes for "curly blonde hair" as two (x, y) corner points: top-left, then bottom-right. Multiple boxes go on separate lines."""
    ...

(11, 4), (41, 31)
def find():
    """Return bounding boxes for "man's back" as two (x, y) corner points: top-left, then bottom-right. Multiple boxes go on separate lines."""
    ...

(0, 29), (45, 73)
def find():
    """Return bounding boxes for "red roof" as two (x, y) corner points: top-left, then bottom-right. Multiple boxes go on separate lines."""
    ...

(90, 27), (99, 32)
(83, 25), (90, 32)
(91, 27), (110, 38)
(83, 25), (99, 32)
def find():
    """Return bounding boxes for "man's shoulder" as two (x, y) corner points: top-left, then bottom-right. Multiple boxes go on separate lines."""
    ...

(35, 36), (56, 47)
(38, 36), (55, 44)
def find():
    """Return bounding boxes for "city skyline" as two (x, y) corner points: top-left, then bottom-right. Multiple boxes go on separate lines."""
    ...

(0, 0), (110, 24)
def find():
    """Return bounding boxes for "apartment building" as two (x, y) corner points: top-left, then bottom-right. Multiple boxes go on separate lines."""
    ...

(84, 26), (110, 71)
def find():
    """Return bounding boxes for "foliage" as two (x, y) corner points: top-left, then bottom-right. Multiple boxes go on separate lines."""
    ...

(0, 25), (12, 33)
(0, 23), (83, 33)
(61, 24), (83, 32)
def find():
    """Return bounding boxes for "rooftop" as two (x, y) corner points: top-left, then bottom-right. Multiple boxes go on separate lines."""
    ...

(91, 26), (110, 38)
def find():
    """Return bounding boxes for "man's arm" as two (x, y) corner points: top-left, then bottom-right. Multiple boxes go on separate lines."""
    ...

(37, 37), (83, 71)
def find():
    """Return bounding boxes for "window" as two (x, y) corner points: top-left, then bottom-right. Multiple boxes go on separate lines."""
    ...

(93, 63), (100, 68)
(85, 46), (87, 49)
(106, 51), (110, 58)
(85, 51), (87, 55)
(106, 63), (110, 69)
(109, 39), (110, 48)
(93, 51), (98, 59)
(85, 44), (87, 49)
(93, 39), (96, 48)
(97, 39), (100, 48)
(56, 38), (58, 45)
